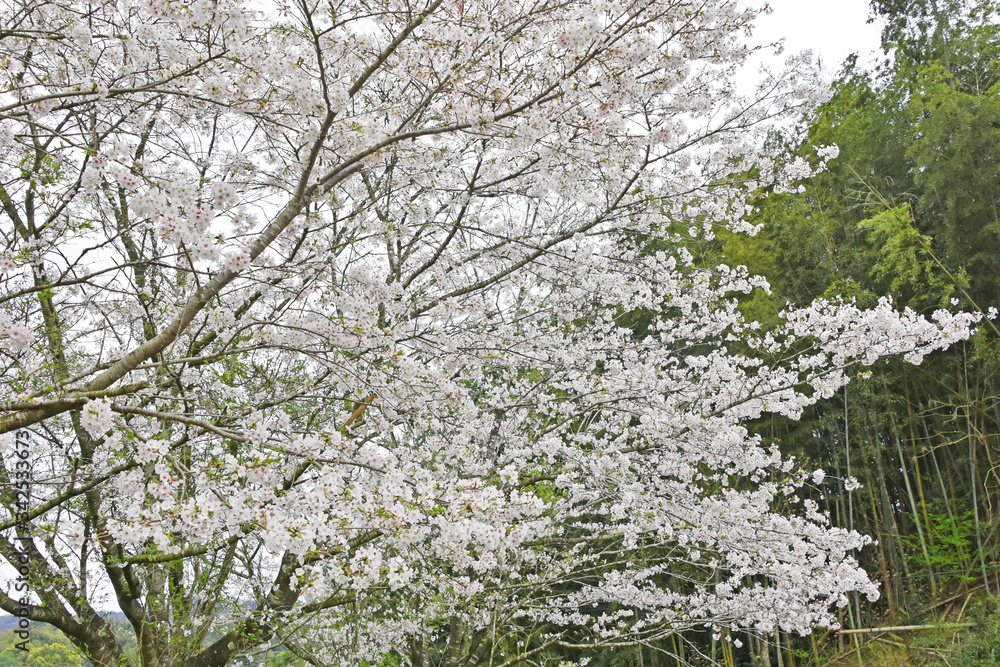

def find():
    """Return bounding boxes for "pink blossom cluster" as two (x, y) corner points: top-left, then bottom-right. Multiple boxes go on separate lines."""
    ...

(0, 313), (31, 352)
(80, 399), (114, 437)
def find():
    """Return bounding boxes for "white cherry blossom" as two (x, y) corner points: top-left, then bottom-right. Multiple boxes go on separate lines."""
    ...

(0, 1), (981, 665)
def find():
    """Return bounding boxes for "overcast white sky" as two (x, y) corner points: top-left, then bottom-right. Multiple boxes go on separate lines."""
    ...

(749, 0), (885, 75)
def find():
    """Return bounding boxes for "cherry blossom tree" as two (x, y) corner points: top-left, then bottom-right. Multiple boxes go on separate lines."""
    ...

(0, 0), (981, 665)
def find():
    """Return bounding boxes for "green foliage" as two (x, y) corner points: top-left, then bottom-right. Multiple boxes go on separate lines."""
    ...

(907, 62), (1000, 305)
(360, 651), (402, 667)
(871, 0), (1000, 85)
(959, 597), (1000, 666)
(902, 503), (977, 581)
(0, 625), (86, 667)
(856, 205), (958, 308)
(719, 192), (839, 315)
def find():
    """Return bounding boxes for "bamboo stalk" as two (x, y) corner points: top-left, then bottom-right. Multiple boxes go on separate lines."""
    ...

(888, 398), (934, 596)
(962, 345), (991, 591)
(838, 624), (973, 635)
